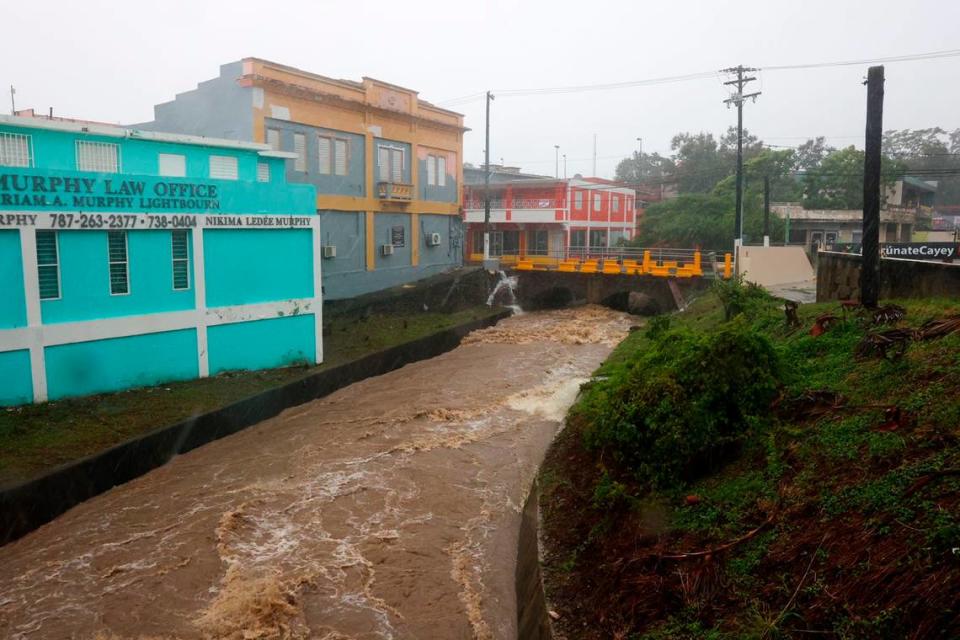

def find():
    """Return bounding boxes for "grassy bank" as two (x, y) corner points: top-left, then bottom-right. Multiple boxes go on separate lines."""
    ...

(0, 306), (501, 487)
(540, 286), (960, 639)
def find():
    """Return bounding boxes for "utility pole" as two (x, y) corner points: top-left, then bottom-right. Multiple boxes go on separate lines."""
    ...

(763, 175), (771, 247)
(563, 154), (567, 179)
(722, 66), (760, 261)
(554, 144), (560, 179)
(861, 66), (884, 309)
(483, 90), (494, 260)
(9, 85), (15, 115)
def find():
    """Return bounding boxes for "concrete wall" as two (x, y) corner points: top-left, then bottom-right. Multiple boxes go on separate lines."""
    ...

(515, 270), (707, 311)
(817, 251), (960, 302)
(137, 61), (254, 141)
(737, 246), (815, 288)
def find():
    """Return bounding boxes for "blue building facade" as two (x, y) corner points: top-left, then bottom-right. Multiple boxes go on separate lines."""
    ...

(0, 114), (319, 405)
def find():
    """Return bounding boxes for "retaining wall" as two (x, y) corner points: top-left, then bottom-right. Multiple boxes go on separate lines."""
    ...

(817, 251), (960, 302)
(0, 309), (510, 546)
(516, 480), (554, 640)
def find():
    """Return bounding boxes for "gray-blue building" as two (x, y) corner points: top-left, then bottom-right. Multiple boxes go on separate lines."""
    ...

(137, 58), (467, 300)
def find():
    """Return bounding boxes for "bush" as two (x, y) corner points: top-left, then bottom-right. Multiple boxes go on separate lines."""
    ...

(712, 274), (774, 321)
(580, 320), (782, 488)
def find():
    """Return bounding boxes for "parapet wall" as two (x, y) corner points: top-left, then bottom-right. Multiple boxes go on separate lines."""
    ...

(817, 251), (960, 302)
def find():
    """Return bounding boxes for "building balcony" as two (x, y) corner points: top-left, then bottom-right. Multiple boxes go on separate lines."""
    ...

(464, 198), (564, 210)
(377, 181), (414, 202)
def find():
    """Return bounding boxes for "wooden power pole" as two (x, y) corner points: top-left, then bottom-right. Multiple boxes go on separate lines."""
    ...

(722, 66), (760, 258)
(861, 66), (884, 308)
(483, 90), (494, 260)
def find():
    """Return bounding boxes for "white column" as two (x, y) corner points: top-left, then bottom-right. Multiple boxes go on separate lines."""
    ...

(20, 228), (47, 402)
(311, 216), (324, 364)
(192, 226), (209, 378)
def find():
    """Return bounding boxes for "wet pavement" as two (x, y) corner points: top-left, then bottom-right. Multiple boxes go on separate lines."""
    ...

(0, 306), (630, 640)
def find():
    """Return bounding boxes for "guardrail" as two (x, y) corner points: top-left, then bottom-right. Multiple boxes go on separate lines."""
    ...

(467, 247), (733, 279)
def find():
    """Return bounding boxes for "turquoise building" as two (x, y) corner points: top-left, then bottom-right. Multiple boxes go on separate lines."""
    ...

(0, 114), (319, 406)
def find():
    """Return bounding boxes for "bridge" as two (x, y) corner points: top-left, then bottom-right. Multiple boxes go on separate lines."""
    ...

(468, 247), (733, 279)
(472, 247), (732, 312)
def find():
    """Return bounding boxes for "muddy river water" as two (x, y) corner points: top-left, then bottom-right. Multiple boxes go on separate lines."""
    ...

(0, 306), (630, 640)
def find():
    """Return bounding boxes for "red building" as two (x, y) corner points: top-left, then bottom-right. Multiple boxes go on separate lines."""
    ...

(463, 176), (636, 263)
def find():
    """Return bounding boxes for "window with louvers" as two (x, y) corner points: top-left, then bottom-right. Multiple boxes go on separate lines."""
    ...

(426, 156), (436, 185)
(334, 139), (348, 176)
(0, 132), (32, 167)
(172, 230), (189, 290)
(318, 136), (331, 174)
(77, 141), (119, 173)
(293, 134), (306, 172)
(266, 129), (280, 151)
(390, 148), (403, 183)
(378, 147), (390, 181)
(209, 155), (238, 180)
(437, 156), (446, 187)
(108, 231), (129, 295)
(256, 162), (270, 183)
(36, 231), (60, 300)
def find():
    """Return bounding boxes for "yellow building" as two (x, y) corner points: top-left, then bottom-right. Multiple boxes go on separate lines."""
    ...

(141, 58), (467, 299)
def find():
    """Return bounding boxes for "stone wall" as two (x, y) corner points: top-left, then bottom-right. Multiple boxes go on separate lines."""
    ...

(817, 251), (960, 302)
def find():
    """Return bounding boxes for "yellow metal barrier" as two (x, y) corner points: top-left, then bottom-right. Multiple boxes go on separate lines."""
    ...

(642, 250), (652, 275)
(622, 259), (640, 275)
(516, 259), (534, 271)
(723, 252), (733, 279)
(602, 261), (622, 275)
(580, 260), (599, 274)
(557, 260), (578, 272)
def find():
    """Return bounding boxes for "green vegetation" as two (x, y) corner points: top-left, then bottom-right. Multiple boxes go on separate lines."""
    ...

(0, 305), (501, 487)
(540, 284), (960, 639)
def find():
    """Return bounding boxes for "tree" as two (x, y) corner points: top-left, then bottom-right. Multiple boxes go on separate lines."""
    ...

(632, 190), (785, 250)
(669, 132), (727, 194)
(801, 146), (906, 210)
(614, 151), (675, 185)
(794, 137), (835, 172)
(883, 128), (960, 206)
(719, 126), (764, 165)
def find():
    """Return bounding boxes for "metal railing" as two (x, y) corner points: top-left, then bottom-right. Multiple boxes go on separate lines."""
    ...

(463, 198), (564, 210)
(466, 246), (731, 278)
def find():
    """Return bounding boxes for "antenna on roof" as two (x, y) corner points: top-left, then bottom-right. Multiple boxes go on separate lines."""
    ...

(10, 85), (15, 115)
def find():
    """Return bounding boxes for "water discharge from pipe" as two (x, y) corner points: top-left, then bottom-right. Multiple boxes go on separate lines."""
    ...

(486, 271), (522, 316)
(0, 306), (631, 640)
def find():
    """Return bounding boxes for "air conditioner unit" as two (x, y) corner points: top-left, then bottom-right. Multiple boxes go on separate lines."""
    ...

(426, 232), (442, 247)
(381, 244), (395, 256)
(322, 245), (337, 259)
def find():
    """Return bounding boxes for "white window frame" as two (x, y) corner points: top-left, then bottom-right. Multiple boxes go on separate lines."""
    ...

(574, 191), (583, 210)
(209, 155), (238, 180)
(593, 193), (602, 211)
(158, 153), (186, 177)
(36, 230), (61, 301)
(377, 144), (405, 183)
(171, 230), (190, 291)
(256, 161), (270, 183)
(76, 140), (120, 173)
(611, 195), (620, 213)
(107, 230), (130, 296)
(437, 155), (446, 187)
(0, 132), (33, 167)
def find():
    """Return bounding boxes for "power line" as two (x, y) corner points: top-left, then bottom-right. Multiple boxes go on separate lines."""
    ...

(438, 48), (960, 105)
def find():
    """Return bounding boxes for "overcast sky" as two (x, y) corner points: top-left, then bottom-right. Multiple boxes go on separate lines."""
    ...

(3, 0), (959, 178)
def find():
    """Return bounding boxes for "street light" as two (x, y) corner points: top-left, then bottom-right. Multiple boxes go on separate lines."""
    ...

(636, 137), (643, 156)
(562, 154), (567, 179)
(554, 145), (560, 178)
